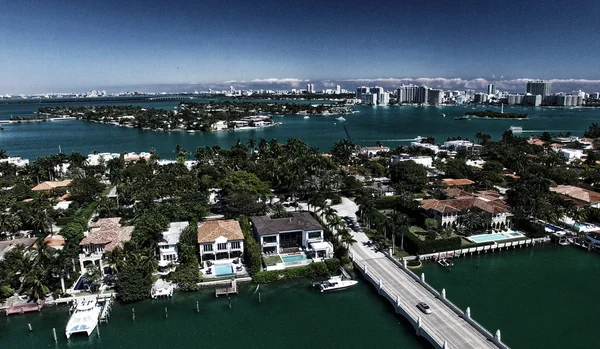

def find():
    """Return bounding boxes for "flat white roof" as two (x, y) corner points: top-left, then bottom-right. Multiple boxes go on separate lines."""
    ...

(310, 241), (332, 250)
(160, 221), (190, 245)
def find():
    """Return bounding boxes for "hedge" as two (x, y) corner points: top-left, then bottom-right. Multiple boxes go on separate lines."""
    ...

(402, 231), (462, 255)
(239, 216), (262, 274)
(515, 218), (546, 238)
(324, 258), (341, 274)
(252, 262), (329, 284)
(374, 196), (400, 210)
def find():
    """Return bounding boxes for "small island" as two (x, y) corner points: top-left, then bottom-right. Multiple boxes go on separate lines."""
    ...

(38, 101), (356, 132)
(465, 110), (528, 119)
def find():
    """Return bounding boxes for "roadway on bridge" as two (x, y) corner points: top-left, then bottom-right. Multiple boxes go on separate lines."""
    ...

(350, 234), (500, 349)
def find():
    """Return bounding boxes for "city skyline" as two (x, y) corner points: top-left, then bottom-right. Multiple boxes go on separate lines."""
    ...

(1, 0), (600, 93)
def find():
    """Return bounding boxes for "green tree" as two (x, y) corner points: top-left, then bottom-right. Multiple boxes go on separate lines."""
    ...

(390, 161), (428, 193)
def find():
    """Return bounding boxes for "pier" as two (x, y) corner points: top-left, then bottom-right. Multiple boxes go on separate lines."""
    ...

(5, 301), (45, 316)
(215, 279), (238, 297)
(350, 235), (509, 349)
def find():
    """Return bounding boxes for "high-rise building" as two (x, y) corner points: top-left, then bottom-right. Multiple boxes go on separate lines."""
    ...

(526, 80), (551, 98)
(487, 84), (495, 95)
(507, 94), (524, 105)
(396, 85), (429, 104)
(522, 94), (542, 106)
(474, 93), (488, 104)
(590, 92), (600, 99)
(378, 92), (390, 105)
(335, 85), (341, 94)
(370, 86), (384, 99)
(306, 84), (315, 94)
(428, 89), (444, 105)
(361, 93), (377, 105)
(356, 86), (370, 99)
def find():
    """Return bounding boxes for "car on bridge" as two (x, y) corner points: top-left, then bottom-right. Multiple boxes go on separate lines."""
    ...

(417, 302), (432, 314)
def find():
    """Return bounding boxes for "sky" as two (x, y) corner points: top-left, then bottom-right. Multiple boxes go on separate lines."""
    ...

(1, 0), (600, 94)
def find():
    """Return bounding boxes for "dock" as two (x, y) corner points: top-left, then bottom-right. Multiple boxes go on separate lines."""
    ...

(215, 279), (238, 297)
(97, 294), (114, 323)
(6, 300), (45, 316)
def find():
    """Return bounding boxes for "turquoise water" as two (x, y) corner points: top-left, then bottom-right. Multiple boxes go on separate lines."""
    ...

(281, 254), (308, 263)
(420, 245), (600, 349)
(0, 99), (599, 160)
(468, 232), (524, 243)
(214, 264), (233, 276)
(0, 281), (429, 349)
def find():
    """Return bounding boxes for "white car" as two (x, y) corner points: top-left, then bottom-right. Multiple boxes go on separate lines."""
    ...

(417, 302), (432, 314)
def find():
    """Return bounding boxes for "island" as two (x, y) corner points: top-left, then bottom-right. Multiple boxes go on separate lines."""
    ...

(465, 110), (528, 119)
(38, 101), (356, 132)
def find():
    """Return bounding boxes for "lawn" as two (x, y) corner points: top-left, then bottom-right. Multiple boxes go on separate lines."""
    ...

(263, 255), (283, 266)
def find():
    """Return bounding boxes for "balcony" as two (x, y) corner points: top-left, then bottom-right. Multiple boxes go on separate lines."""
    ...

(262, 240), (278, 247)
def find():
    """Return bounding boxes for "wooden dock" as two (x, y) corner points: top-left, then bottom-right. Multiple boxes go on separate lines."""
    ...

(215, 279), (238, 297)
(6, 300), (45, 316)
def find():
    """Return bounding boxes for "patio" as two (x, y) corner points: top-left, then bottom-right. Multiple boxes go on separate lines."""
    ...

(201, 258), (248, 279)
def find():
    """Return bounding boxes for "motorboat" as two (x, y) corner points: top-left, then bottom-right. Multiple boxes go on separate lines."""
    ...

(437, 258), (454, 267)
(303, 115), (310, 119)
(454, 116), (469, 120)
(336, 116), (346, 121)
(315, 276), (357, 293)
(440, 113), (446, 117)
(551, 231), (571, 246)
(508, 126), (523, 133)
(65, 297), (101, 339)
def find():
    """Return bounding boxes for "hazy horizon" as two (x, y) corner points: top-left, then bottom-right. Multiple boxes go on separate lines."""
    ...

(2, 0), (600, 94)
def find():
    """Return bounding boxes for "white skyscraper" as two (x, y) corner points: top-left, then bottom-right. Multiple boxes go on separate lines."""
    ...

(378, 92), (390, 105)
(336, 85), (341, 94)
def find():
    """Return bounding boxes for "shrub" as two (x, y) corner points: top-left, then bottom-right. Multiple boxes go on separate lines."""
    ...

(239, 216), (262, 274)
(252, 262), (329, 283)
(402, 231), (461, 255)
(515, 218), (546, 238)
(324, 258), (341, 274)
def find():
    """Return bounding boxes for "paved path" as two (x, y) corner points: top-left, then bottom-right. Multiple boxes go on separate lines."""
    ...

(350, 231), (503, 349)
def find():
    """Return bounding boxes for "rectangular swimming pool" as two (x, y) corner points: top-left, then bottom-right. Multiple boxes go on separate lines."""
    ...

(281, 254), (308, 264)
(467, 232), (525, 243)
(214, 264), (233, 277)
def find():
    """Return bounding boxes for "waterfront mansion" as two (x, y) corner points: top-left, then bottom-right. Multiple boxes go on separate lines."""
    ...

(420, 189), (513, 230)
(197, 219), (244, 263)
(158, 221), (190, 267)
(250, 212), (333, 259)
(79, 218), (133, 274)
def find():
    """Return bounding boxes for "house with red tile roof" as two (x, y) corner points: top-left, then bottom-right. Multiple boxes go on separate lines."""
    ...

(31, 180), (72, 191)
(550, 185), (600, 208)
(421, 190), (513, 230)
(197, 219), (244, 263)
(79, 217), (133, 274)
(442, 178), (475, 187)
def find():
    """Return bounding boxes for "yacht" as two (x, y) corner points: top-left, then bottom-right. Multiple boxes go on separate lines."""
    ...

(508, 126), (523, 133)
(336, 116), (346, 121)
(440, 113), (446, 117)
(303, 115), (310, 119)
(65, 297), (101, 339)
(454, 116), (469, 120)
(315, 276), (357, 293)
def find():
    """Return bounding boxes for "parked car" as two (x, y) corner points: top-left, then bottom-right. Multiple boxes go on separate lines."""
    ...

(416, 302), (432, 314)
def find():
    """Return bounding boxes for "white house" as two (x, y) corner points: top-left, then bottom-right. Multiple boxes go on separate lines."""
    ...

(0, 157), (29, 167)
(442, 140), (482, 154)
(197, 220), (245, 262)
(558, 148), (584, 164)
(211, 120), (228, 131)
(157, 221), (189, 267)
(410, 142), (440, 153)
(391, 154), (433, 168)
(250, 212), (333, 259)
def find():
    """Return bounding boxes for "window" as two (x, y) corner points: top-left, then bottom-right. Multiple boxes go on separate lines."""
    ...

(231, 241), (241, 249)
(263, 236), (276, 243)
(308, 231), (321, 239)
(217, 243), (227, 251)
(203, 244), (213, 252)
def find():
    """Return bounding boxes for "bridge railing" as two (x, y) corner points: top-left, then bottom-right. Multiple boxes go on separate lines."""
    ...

(382, 252), (510, 349)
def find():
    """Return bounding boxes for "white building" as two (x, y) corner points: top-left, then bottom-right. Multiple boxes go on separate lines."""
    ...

(158, 222), (190, 267)
(558, 148), (585, 164)
(378, 92), (390, 105)
(391, 154), (433, 168)
(86, 153), (120, 166)
(443, 140), (482, 154)
(359, 146), (390, 157)
(197, 220), (245, 262)
(0, 157), (29, 167)
(410, 142), (440, 153)
(361, 93), (377, 105)
(211, 120), (228, 131)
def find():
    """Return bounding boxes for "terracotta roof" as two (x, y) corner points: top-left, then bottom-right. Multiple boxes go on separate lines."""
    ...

(442, 178), (475, 186)
(197, 219), (244, 244)
(421, 196), (509, 214)
(32, 180), (72, 191)
(250, 212), (323, 236)
(527, 138), (545, 146)
(80, 217), (133, 252)
(550, 185), (600, 204)
(42, 235), (65, 248)
(505, 173), (520, 179)
(59, 193), (72, 201)
(443, 188), (473, 199)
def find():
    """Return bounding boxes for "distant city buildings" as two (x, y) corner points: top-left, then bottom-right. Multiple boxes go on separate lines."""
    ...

(306, 84), (315, 94)
(487, 84), (495, 95)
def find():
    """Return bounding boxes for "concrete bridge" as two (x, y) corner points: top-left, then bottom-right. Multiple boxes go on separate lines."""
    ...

(350, 239), (509, 349)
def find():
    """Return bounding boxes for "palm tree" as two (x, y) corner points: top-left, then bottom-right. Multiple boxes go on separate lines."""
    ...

(22, 268), (49, 301)
(340, 229), (357, 248)
(105, 247), (125, 274)
(389, 212), (410, 253)
(269, 202), (289, 218)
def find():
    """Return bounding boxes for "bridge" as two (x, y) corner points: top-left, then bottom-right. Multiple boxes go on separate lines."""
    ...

(350, 236), (509, 349)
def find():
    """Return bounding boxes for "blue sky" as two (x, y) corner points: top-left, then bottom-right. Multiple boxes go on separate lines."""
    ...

(1, 0), (600, 93)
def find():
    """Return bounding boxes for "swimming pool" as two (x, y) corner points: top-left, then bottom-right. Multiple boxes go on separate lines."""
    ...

(214, 264), (233, 277)
(467, 231), (525, 243)
(281, 254), (308, 264)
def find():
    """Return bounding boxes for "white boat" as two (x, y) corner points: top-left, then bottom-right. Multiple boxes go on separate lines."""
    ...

(440, 113), (446, 117)
(65, 297), (101, 339)
(303, 116), (310, 119)
(413, 136), (425, 141)
(437, 258), (454, 267)
(316, 276), (357, 293)
(508, 126), (523, 133)
(336, 117), (346, 121)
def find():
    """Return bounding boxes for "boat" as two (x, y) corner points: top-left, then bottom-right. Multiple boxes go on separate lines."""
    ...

(551, 232), (571, 246)
(314, 276), (357, 293)
(336, 117), (346, 121)
(440, 113), (446, 117)
(437, 258), (454, 268)
(413, 136), (425, 141)
(65, 297), (101, 339)
(303, 115), (310, 119)
(508, 126), (523, 133)
(454, 116), (469, 120)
